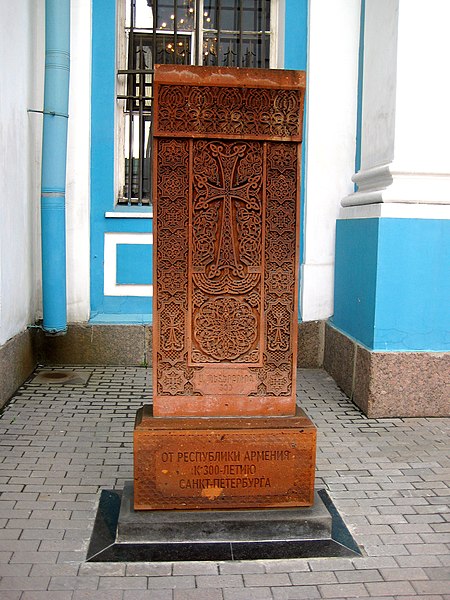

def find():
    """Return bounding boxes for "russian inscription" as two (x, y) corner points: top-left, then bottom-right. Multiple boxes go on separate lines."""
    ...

(155, 442), (295, 497)
(192, 368), (259, 396)
(134, 408), (317, 509)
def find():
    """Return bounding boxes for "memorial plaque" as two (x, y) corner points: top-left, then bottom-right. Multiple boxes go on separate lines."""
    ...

(134, 406), (316, 510)
(134, 65), (316, 510)
(152, 65), (305, 418)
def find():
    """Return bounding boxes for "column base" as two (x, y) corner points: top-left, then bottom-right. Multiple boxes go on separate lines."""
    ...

(324, 323), (449, 418)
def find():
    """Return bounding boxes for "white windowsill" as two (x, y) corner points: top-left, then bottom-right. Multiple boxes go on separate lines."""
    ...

(105, 211), (153, 219)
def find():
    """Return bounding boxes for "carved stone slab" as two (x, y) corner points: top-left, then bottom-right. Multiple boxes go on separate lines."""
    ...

(134, 406), (316, 510)
(152, 66), (305, 417)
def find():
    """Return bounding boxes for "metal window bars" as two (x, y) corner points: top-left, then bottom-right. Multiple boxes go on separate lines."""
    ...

(117, 0), (271, 206)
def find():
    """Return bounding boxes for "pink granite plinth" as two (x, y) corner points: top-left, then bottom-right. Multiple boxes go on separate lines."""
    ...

(323, 325), (355, 399)
(324, 323), (449, 418)
(354, 347), (449, 418)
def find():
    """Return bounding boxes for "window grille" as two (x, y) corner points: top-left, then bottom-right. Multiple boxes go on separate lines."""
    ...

(117, 0), (272, 206)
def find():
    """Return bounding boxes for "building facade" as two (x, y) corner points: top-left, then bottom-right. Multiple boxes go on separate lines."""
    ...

(0, 0), (448, 416)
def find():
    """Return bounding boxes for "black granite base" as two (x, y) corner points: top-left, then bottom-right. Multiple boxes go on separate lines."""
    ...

(86, 483), (362, 562)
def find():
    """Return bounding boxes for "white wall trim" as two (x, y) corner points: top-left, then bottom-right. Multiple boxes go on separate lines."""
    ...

(66, 0), (92, 322)
(105, 211), (153, 219)
(339, 202), (450, 221)
(104, 232), (153, 297)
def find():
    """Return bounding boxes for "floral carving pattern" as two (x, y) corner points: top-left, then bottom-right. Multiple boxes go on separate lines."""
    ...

(157, 86), (302, 138)
(155, 139), (191, 394)
(194, 297), (258, 361)
(251, 142), (298, 396)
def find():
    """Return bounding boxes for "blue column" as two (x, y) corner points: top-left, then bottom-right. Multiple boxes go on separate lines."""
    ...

(284, 0), (308, 71)
(40, 0), (70, 333)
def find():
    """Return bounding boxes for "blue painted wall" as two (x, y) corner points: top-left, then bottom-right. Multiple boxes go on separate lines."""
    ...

(117, 244), (153, 285)
(90, 0), (308, 325)
(285, 0), (308, 71)
(91, 0), (152, 323)
(333, 218), (450, 352)
(333, 219), (378, 348)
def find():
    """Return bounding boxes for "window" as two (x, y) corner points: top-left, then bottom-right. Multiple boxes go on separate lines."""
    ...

(117, 0), (274, 206)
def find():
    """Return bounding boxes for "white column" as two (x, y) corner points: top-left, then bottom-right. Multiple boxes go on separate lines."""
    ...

(300, 0), (360, 321)
(66, 0), (91, 322)
(343, 0), (450, 211)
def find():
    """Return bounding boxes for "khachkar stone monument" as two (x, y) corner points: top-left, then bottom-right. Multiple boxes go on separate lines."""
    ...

(134, 65), (316, 511)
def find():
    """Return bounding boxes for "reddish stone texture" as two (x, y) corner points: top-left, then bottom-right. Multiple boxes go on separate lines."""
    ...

(134, 406), (316, 510)
(324, 324), (450, 418)
(152, 65), (305, 418)
(297, 320), (325, 369)
(134, 67), (315, 513)
(323, 324), (356, 399)
(354, 347), (450, 418)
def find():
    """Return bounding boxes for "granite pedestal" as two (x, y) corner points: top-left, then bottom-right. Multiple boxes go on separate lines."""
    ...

(87, 483), (361, 561)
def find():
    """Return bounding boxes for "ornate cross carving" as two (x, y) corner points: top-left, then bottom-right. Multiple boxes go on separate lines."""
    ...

(194, 142), (261, 291)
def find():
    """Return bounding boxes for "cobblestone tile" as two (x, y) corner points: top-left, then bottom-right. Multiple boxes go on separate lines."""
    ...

(0, 367), (448, 598)
(30, 563), (80, 576)
(353, 556), (397, 569)
(219, 561), (265, 574)
(335, 568), (382, 583)
(395, 555), (443, 568)
(125, 592), (172, 600)
(365, 580), (417, 595)
(78, 563), (126, 576)
(172, 561), (218, 575)
(73, 592), (124, 600)
(380, 567), (429, 580)
(9, 551), (58, 564)
(289, 571), (337, 585)
(196, 575), (243, 588)
(423, 567), (450, 579)
(174, 590), (223, 600)
(49, 575), (100, 589)
(412, 581), (450, 595)
(406, 543), (449, 555)
(126, 563), (172, 577)
(0, 576), (50, 590)
(263, 560), (310, 573)
(0, 564), (32, 576)
(223, 588), (273, 600)
(307, 558), (354, 571)
(318, 582), (369, 597)
(147, 575), (196, 589)
(21, 593), (74, 600)
(242, 573), (291, 587)
(98, 576), (147, 590)
(272, 587), (321, 599)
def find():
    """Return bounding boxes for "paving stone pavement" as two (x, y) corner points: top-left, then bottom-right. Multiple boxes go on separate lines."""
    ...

(0, 366), (448, 599)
